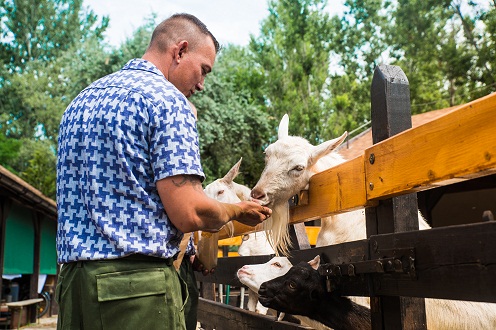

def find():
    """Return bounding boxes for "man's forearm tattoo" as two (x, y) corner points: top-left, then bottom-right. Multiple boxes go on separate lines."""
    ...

(171, 175), (203, 191)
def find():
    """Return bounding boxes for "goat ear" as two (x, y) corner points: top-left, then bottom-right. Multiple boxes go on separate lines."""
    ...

(278, 114), (289, 140)
(308, 255), (320, 270)
(223, 157), (242, 183)
(309, 131), (348, 167)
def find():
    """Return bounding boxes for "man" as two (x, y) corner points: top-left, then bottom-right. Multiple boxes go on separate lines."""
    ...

(56, 13), (271, 330)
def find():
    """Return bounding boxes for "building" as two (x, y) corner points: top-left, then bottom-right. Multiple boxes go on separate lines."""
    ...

(0, 165), (57, 325)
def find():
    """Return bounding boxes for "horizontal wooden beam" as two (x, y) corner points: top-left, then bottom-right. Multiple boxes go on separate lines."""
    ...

(365, 93), (496, 200)
(217, 222), (263, 240)
(198, 298), (308, 330)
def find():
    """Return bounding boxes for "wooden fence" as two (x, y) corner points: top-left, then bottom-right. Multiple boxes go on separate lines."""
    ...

(195, 64), (496, 330)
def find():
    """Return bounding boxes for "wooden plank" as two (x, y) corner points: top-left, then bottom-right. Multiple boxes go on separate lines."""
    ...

(218, 236), (243, 246)
(365, 92), (496, 200)
(197, 298), (310, 330)
(5, 298), (44, 307)
(290, 155), (373, 223)
(217, 226), (320, 249)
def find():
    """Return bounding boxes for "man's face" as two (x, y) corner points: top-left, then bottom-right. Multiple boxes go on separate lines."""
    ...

(170, 36), (216, 98)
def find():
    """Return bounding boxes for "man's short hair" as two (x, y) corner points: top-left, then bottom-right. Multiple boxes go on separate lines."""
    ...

(148, 13), (220, 54)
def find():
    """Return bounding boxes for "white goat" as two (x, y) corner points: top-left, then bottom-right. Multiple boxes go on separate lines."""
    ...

(203, 158), (273, 314)
(237, 256), (291, 317)
(249, 114), (496, 329)
(237, 231), (275, 314)
(238, 231), (275, 257)
(204, 158), (252, 204)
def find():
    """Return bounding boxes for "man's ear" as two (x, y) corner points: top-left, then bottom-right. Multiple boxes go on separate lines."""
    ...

(176, 40), (189, 62)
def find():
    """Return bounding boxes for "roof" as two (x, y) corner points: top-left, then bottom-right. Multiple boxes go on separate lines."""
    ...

(337, 106), (461, 160)
(0, 165), (57, 218)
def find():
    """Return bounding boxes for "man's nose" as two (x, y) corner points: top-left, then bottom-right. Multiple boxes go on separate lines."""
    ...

(196, 77), (205, 91)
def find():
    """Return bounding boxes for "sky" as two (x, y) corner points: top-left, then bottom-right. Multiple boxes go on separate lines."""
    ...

(83, 0), (346, 47)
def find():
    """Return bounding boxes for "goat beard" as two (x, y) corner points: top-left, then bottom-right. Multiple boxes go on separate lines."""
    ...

(263, 203), (292, 257)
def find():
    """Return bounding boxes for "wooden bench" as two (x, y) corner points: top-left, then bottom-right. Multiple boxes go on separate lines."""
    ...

(5, 298), (44, 330)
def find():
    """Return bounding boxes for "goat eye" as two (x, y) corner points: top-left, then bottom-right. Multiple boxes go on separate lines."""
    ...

(288, 281), (297, 290)
(273, 262), (282, 268)
(218, 190), (224, 195)
(242, 234), (249, 241)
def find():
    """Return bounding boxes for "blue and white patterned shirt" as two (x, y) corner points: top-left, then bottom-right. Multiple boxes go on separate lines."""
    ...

(56, 59), (204, 263)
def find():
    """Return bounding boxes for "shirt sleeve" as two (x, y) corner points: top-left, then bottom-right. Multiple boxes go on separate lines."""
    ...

(149, 95), (205, 182)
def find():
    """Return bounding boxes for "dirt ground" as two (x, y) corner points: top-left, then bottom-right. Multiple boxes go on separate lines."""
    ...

(19, 315), (57, 329)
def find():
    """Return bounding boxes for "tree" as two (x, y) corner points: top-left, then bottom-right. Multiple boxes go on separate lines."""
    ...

(112, 14), (157, 69)
(0, 0), (108, 70)
(250, 0), (336, 143)
(330, 0), (496, 118)
(0, 132), (21, 172)
(0, 0), (110, 197)
(17, 140), (57, 199)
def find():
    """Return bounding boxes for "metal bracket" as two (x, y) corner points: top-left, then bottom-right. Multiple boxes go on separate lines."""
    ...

(288, 191), (309, 207)
(318, 248), (417, 292)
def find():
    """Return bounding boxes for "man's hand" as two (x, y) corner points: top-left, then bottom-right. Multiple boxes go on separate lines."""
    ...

(230, 201), (272, 227)
(159, 174), (272, 232)
(190, 254), (214, 276)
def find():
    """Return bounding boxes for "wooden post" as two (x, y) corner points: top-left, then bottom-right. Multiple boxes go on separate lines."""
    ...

(0, 198), (11, 303)
(289, 223), (311, 250)
(29, 212), (41, 323)
(366, 64), (427, 330)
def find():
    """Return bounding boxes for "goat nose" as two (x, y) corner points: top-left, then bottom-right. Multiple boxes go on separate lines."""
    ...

(251, 188), (266, 201)
(258, 282), (267, 295)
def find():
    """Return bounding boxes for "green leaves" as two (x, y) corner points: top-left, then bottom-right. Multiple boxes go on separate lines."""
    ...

(0, 0), (495, 198)
(251, 0), (335, 144)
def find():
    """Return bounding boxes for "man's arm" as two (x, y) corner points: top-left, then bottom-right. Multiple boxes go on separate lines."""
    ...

(157, 174), (271, 233)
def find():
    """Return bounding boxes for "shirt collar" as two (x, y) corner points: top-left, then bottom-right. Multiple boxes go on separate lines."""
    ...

(121, 58), (165, 78)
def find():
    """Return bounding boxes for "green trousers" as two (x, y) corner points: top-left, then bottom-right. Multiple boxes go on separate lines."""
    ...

(178, 257), (199, 330)
(56, 255), (187, 330)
